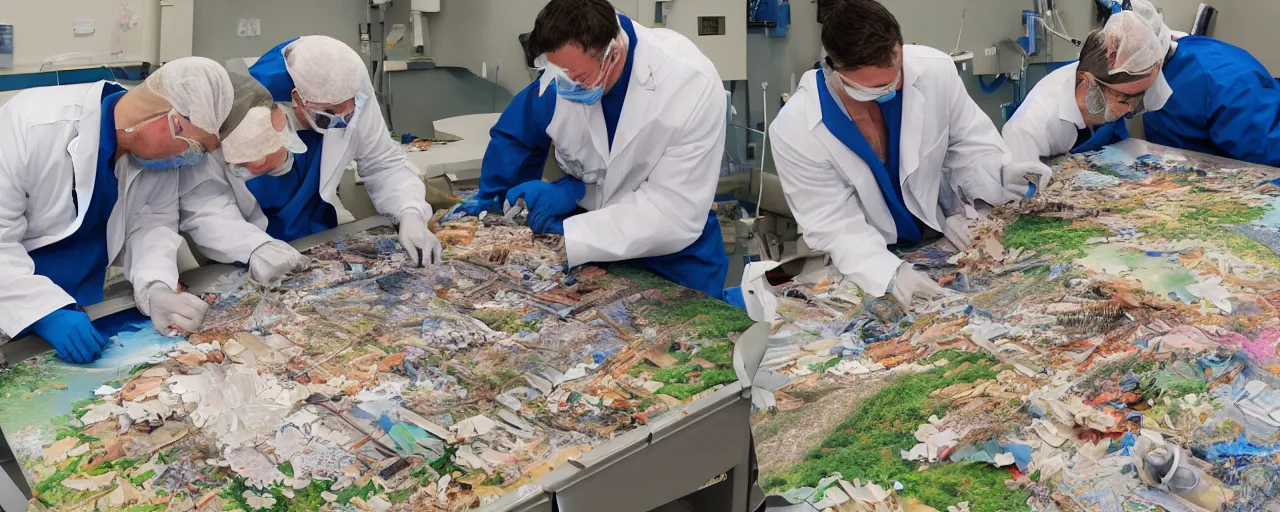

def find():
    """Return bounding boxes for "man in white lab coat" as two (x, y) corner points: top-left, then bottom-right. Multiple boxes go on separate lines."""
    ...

(461, 0), (729, 298)
(180, 35), (440, 280)
(180, 73), (310, 286)
(1003, 11), (1167, 168)
(0, 58), (234, 364)
(771, 0), (1026, 308)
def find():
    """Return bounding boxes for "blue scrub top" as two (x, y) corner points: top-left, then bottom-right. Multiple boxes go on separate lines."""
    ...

(473, 14), (640, 206)
(250, 38), (302, 102)
(246, 39), (339, 241)
(815, 68), (922, 245)
(27, 83), (126, 306)
(601, 14), (637, 149)
(1071, 119), (1128, 154)
(1143, 36), (1280, 166)
(245, 129), (337, 241)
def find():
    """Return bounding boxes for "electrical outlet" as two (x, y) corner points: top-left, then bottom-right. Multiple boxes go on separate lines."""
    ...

(237, 19), (249, 38)
(72, 19), (95, 36)
(250, 19), (261, 37)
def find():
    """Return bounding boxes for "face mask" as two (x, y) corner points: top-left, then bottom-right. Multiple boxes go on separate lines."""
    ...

(538, 39), (621, 106)
(268, 152), (296, 177)
(838, 71), (901, 104)
(136, 144), (206, 171)
(230, 152), (295, 181)
(1085, 76), (1144, 123)
(282, 126), (307, 153)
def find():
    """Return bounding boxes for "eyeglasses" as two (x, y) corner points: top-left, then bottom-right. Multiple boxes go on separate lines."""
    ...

(293, 89), (355, 130)
(535, 40), (621, 90)
(122, 109), (207, 154)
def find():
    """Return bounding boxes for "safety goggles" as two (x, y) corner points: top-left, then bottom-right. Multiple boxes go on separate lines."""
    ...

(534, 39), (622, 93)
(1091, 77), (1147, 119)
(836, 70), (901, 103)
(294, 89), (356, 130)
(122, 109), (207, 155)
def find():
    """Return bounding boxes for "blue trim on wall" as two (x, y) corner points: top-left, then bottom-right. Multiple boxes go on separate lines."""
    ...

(0, 63), (150, 92)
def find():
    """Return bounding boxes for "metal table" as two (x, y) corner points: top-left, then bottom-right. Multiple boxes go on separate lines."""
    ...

(0, 216), (766, 512)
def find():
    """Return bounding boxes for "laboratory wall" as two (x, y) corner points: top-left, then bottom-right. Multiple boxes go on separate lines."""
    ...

(1188, 0), (1280, 75)
(0, 0), (160, 70)
(190, 0), (365, 65)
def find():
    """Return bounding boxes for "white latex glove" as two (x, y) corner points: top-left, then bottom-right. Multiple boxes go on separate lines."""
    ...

(1001, 161), (1054, 198)
(249, 240), (309, 287)
(943, 214), (976, 252)
(142, 283), (209, 334)
(398, 208), (442, 267)
(888, 263), (954, 309)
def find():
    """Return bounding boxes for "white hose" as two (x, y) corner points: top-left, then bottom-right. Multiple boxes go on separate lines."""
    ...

(756, 82), (769, 217)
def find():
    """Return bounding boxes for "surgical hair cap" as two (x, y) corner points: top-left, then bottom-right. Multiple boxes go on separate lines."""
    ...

(285, 35), (366, 105)
(222, 106), (292, 164)
(220, 73), (292, 164)
(134, 56), (235, 134)
(1078, 11), (1163, 83)
(1128, 0), (1173, 58)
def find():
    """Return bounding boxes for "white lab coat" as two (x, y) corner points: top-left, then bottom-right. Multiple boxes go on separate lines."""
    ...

(1003, 62), (1174, 163)
(0, 81), (183, 335)
(178, 148), (274, 264)
(770, 45), (1016, 297)
(542, 22), (726, 267)
(179, 79), (431, 264)
(1002, 63), (1086, 163)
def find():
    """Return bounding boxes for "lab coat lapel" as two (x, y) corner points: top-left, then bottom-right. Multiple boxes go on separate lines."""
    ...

(898, 68), (925, 183)
(106, 160), (139, 265)
(607, 36), (659, 163)
(68, 82), (109, 236)
(319, 122), (353, 199)
(586, 106), (610, 166)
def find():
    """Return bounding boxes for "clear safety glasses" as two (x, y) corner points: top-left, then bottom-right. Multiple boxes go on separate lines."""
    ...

(122, 109), (207, 155)
(534, 39), (621, 93)
(1090, 77), (1148, 120)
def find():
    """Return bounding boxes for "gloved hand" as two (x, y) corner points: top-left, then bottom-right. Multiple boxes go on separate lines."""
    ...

(1002, 161), (1054, 199)
(144, 283), (209, 334)
(533, 215), (568, 235)
(942, 214), (976, 252)
(399, 209), (443, 267)
(249, 240), (309, 287)
(507, 177), (585, 235)
(888, 263), (954, 309)
(29, 309), (108, 364)
(459, 196), (501, 217)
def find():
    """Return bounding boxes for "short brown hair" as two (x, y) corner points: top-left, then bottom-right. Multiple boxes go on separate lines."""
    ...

(527, 0), (619, 58)
(821, 0), (903, 70)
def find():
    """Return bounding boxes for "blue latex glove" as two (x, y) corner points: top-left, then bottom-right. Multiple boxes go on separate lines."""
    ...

(29, 309), (108, 364)
(533, 215), (566, 235)
(507, 177), (585, 234)
(459, 196), (501, 217)
(722, 287), (747, 311)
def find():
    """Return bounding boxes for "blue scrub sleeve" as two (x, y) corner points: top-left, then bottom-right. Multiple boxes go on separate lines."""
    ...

(476, 80), (558, 205)
(1208, 70), (1280, 166)
(1111, 120), (1130, 144)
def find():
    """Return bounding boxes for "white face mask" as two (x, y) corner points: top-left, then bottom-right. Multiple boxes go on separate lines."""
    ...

(837, 71), (901, 104)
(231, 152), (295, 181)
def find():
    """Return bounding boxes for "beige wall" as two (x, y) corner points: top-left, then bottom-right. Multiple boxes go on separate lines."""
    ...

(0, 0), (160, 70)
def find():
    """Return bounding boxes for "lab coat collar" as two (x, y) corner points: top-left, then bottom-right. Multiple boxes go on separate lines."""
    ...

(1057, 63), (1087, 129)
(69, 81), (114, 233)
(898, 47), (927, 181)
(597, 20), (657, 162)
